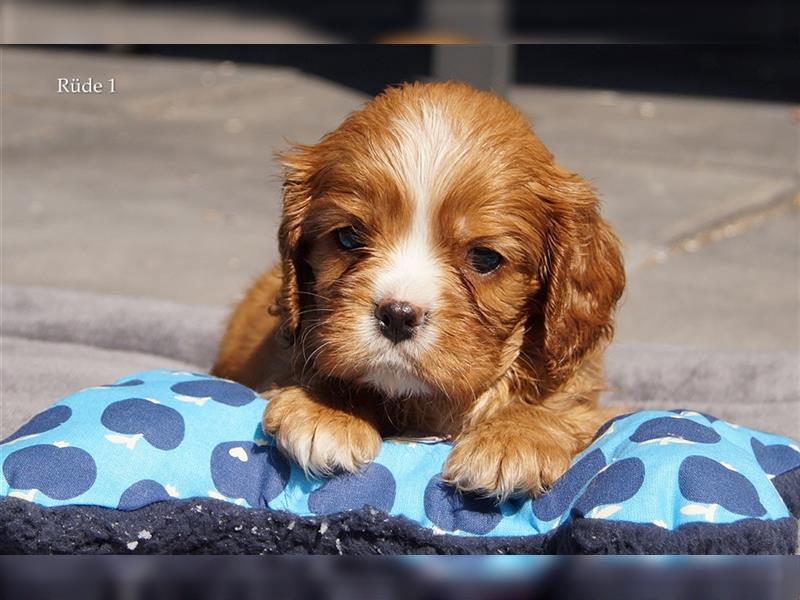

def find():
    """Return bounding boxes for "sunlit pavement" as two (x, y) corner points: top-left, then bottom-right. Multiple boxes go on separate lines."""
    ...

(2, 47), (798, 351)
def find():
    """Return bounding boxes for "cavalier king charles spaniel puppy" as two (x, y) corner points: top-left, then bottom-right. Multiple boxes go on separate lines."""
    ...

(212, 81), (625, 500)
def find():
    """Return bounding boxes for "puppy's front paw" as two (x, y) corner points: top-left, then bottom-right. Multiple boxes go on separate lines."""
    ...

(262, 386), (382, 476)
(442, 425), (574, 500)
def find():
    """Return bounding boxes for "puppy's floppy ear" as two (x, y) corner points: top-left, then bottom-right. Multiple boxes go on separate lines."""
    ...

(275, 144), (318, 340)
(535, 168), (625, 384)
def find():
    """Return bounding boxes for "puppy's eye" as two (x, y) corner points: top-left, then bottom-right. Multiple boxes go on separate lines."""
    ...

(468, 247), (503, 274)
(335, 226), (365, 251)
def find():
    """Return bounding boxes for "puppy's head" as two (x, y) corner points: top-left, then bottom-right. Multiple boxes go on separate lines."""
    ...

(277, 82), (624, 414)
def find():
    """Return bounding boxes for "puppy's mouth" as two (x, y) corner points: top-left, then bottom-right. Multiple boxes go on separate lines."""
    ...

(356, 344), (435, 398)
(358, 363), (434, 398)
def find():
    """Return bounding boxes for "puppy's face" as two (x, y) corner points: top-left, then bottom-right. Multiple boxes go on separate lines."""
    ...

(279, 83), (623, 416)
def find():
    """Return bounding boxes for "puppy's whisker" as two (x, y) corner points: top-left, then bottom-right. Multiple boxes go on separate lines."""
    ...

(297, 320), (326, 360)
(296, 308), (335, 317)
(294, 313), (333, 359)
(293, 325), (326, 381)
(298, 290), (332, 302)
(301, 340), (332, 384)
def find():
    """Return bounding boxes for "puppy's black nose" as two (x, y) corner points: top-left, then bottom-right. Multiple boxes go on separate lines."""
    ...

(375, 300), (423, 343)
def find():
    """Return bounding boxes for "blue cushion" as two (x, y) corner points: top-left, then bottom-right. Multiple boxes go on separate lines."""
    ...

(1, 370), (798, 540)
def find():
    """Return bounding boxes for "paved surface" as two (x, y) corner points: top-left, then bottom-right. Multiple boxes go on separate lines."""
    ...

(2, 47), (799, 352)
(1, 1), (338, 44)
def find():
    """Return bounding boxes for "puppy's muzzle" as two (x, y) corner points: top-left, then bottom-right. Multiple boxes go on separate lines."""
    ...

(375, 300), (423, 344)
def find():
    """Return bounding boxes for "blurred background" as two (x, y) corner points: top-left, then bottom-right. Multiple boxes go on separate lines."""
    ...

(1, 7), (798, 431)
(2, 40), (797, 340)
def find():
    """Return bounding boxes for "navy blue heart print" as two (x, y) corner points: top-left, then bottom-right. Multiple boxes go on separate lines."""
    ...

(101, 398), (185, 451)
(424, 476), (503, 534)
(751, 438), (800, 476)
(309, 463), (396, 514)
(210, 441), (290, 507)
(118, 479), (172, 510)
(3, 444), (96, 500)
(532, 449), (606, 521)
(1, 405), (72, 444)
(573, 457), (645, 516)
(679, 455), (766, 517)
(630, 417), (721, 444)
(171, 379), (257, 407)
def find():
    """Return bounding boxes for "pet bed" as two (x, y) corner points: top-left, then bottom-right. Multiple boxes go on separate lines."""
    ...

(1, 370), (797, 554)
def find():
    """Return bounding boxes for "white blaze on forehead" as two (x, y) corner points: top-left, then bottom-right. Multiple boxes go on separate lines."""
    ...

(388, 101), (464, 205)
(373, 101), (464, 308)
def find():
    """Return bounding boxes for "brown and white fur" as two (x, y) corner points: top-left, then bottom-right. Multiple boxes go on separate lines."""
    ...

(212, 81), (625, 500)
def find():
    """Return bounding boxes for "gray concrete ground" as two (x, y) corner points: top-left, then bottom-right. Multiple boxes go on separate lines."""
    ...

(1, 1), (338, 44)
(2, 47), (799, 352)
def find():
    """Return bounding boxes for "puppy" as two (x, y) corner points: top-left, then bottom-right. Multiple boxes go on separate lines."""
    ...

(212, 81), (625, 499)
